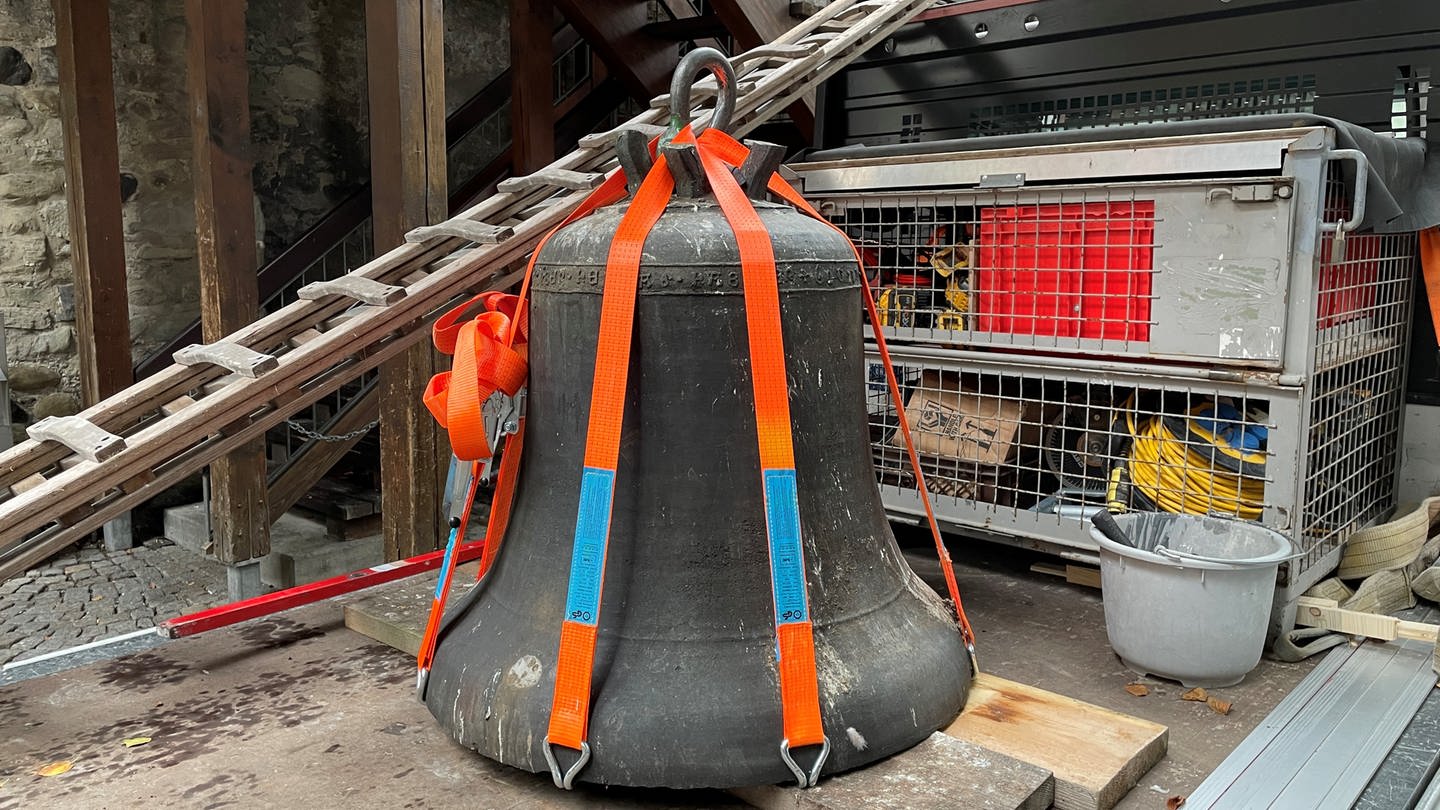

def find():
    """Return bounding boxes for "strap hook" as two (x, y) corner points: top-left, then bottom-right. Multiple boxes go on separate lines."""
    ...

(543, 739), (591, 790)
(780, 737), (831, 789)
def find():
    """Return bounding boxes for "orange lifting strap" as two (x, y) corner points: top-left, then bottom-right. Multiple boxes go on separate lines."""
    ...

(415, 128), (977, 793)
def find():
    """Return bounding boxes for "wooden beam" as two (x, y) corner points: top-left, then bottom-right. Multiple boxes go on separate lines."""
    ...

(511, 0), (555, 174)
(553, 0), (679, 101)
(367, 0), (448, 560)
(52, 0), (133, 405)
(708, 0), (815, 138)
(1295, 596), (1440, 644)
(185, 0), (270, 565)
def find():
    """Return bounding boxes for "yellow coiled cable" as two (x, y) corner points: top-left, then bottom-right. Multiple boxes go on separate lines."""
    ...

(1127, 411), (1265, 520)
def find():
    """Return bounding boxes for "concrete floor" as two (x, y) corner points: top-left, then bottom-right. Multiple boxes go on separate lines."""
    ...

(0, 538), (1316, 809)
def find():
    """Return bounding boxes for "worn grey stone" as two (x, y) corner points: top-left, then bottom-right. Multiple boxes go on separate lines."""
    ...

(6, 362), (59, 391)
(0, 171), (61, 201)
(733, 733), (1055, 810)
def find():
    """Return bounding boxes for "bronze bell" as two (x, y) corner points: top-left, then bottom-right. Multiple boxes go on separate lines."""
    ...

(422, 51), (972, 790)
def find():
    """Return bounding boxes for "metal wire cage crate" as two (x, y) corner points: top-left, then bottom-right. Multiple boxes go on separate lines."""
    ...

(795, 124), (1417, 616)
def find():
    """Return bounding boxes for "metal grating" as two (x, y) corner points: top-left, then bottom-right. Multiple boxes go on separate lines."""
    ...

(1392, 65), (1431, 140)
(820, 187), (1160, 352)
(968, 74), (1318, 138)
(866, 364), (1278, 530)
(1299, 173), (1416, 569)
(829, 159), (1419, 584)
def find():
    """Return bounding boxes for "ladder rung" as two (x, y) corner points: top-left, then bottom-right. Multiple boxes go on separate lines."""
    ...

(120, 470), (156, 494)
(174, 342), (279, 379)
(731, 42), (820, 74)
(27, 416), (127, 463)
(436, 248), (476, 268)
(406, 220), (514, 245)
(298, 276), (407, 307)
(578, 123), (667, 149)
(497, 168), (605, 194)
(320, 306), (380, 332)
(160, 395), (197, 416)
(288, 329), (324, 348)
(11, 472), (48, 495)
(202, 373), (244, 395)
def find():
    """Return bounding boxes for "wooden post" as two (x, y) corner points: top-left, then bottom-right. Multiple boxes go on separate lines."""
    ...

(511, 0), (555, 174)
(367, 0), (448, 560)
(185, 0), (270, 568)
(52, 0), (134, 405)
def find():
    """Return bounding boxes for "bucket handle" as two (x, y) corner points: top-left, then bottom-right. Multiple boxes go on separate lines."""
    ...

(1155, 545), (1305, 567)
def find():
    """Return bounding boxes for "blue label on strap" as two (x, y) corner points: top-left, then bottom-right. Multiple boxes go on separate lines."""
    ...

(432, 527), (458, 600)
(763, 469), (808, 625)
(564, 467), (615, 626)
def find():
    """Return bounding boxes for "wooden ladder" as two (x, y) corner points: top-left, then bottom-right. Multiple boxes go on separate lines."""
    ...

(0, 0), (934, 582)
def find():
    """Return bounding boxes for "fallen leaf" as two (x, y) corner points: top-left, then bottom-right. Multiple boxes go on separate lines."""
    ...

(1181, 687), (1208, 702)
(122, 737), (152, 748)
(1124, 683), (1149, 697)
(35, 761), (72, 777)
(1207, 697), (1233, 715)
(1166, 795), (1186, 809)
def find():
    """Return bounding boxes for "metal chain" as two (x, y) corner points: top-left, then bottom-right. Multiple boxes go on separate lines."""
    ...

(284, 418), (380, 444)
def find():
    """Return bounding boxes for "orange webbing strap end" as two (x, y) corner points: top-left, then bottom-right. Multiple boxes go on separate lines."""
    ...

(478, 420), (524, 578)
(697, 129), (977, 658)
(424, 297), (529, 461)
(1422, 227), (1440, 349)
(544, 150), (677, 790)
(691, 132), (829, 786)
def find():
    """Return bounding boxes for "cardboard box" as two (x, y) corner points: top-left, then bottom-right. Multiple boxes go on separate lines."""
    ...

(890, 371), (1041, 466)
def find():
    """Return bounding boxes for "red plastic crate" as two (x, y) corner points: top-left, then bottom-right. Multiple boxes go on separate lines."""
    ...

(975, 202), (1155, 342)
(1317, 231), (1380, 328)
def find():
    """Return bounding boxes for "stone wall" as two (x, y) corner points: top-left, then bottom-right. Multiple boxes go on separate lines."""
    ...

(0, 0), (509, 439)
(0, 0), (75, 426)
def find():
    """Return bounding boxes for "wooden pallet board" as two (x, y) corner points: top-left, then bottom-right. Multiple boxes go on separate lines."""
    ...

(342, 569), (478, 657)
(945, 673), (1168, 810)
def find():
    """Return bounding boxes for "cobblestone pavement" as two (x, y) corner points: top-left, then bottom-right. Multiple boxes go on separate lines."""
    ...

(0, 537), (227, 666)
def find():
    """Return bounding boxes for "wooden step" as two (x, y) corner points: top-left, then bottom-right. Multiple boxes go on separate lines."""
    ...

(343, 568), (479, 657)
(946, 673), (1168, 810)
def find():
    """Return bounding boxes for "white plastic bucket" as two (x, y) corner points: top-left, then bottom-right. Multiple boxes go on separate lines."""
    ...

(1089, 512), (1295, 688)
